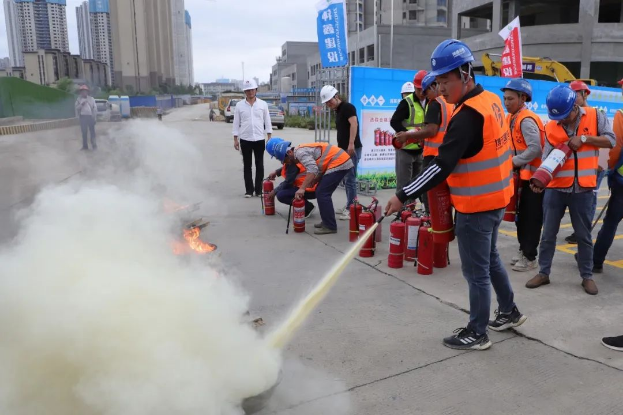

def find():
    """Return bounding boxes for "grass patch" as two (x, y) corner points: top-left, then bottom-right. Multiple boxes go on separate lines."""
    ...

(358, 172), (397, 189)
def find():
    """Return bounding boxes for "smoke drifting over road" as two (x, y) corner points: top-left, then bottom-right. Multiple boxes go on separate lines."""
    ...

(0, 120), (281, 415)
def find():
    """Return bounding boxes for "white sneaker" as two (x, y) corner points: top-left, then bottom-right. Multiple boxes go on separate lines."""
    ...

(510, 249), (522, 266)
(339, 211), (350, 221)
(512, 255), (537, 272)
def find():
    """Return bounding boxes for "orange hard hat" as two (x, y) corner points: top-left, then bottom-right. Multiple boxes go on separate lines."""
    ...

(569, 80), (590, 95)
(413, 70), (428, 89)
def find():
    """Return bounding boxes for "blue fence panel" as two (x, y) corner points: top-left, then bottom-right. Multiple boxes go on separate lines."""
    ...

(128, 95), (157, 108)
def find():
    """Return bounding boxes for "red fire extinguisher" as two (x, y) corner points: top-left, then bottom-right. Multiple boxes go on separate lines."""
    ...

(531, 142), (573, 188)
(262, 179), (275, 216)
(349, 200), (363, 242)
(404, 214), (421, 263)
(293, 198), (306, 233)
(388, 220), (406, 268)
(427, 181), (455, 244)
(433, 242), (449, 269)
(358, 210), (376, 258)
(286, 197), (306, 234)
(417, 222), (433, 275)
(503, 171), (521, 222)
(400, 210), (412, 223)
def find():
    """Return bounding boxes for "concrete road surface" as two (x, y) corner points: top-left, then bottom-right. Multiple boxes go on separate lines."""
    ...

(1, 104), (622, 414)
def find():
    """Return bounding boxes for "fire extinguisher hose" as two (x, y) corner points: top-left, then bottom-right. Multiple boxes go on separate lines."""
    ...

(286, 198), (294, 234)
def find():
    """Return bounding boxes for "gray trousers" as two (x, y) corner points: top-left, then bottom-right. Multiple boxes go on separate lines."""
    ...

(395, 149), (423, 196)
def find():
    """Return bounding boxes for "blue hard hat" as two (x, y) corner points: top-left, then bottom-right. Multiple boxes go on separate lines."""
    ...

(266, 137), (291, 162)
(421, 73), (437, 92)
(501, 78), (533, 102)
(546, 85), (576, 121)
(429, 39), (474, 77)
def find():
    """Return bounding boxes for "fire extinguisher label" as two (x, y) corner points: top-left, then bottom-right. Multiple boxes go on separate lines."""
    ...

(407, 226), (418, 249)
(540, 148), (567, 174)
(359, 225), (366, 231)
(389, 236), (401, 246)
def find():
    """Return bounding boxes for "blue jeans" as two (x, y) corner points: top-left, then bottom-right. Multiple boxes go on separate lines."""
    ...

(593, 179), (623, 267)
(318, 169), (350, 230)
(343, 147), (362, 208)
(589, 169), (606, 222)
(539, 189), (594, 280)
(455, 208), (516, 335)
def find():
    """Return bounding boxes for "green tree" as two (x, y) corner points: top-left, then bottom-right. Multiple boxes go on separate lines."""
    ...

(56, 77), (74, 93)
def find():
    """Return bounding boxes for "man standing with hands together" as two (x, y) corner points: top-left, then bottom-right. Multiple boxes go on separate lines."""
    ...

(233, 80), (273, 198)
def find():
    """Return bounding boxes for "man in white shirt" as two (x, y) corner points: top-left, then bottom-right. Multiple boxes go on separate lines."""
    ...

(75, 85), (97, 150)
(233, 80), (273, 197)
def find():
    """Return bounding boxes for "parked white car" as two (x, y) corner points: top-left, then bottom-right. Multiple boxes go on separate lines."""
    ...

(224, 99), (240, 123)
(269, 105), (285, 130)
(95, 99), (121, 122)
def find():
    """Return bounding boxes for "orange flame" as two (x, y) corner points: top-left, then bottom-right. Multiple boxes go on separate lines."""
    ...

(184, 227), (217, 253)
(172, 227), (216, 255)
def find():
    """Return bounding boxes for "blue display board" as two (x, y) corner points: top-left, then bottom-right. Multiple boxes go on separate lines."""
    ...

(316, 0), (348, 68)
(350, 66), (623, 189)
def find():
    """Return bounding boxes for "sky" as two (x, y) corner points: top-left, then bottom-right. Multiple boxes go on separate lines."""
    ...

(0, 0), (320, 84)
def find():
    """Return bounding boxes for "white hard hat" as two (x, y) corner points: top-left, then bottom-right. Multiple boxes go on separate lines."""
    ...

(242, 79), (258, 91)
(320, 85), (338, 104)
(401, 82), (415, 94)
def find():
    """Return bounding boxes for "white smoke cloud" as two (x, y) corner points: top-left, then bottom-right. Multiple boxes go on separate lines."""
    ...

(0, 120), (281, 415)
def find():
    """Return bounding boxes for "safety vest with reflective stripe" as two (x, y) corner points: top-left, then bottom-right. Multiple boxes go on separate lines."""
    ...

(281, 163), (318, 192)
(544, 107), (599, 189)
(423, 96), (454, 157)
(446, 90), (514, 214)
(506, 107), (545, 181)
(402, 94), (425, 150)
(296, 143), (351, 175)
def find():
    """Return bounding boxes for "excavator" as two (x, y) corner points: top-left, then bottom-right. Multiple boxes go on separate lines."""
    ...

(481, 53), (597, 85)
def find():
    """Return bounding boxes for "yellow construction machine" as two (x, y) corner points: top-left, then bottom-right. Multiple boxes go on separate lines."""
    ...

(481, 53), (597, 85)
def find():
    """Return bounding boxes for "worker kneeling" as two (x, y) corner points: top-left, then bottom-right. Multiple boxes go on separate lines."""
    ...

(266, 137), (353, 235)
(267, 141), (317, 218)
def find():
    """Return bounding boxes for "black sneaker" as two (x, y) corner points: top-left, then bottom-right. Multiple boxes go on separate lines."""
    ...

(305, 205), (315, 218)
(601, 335), (623, 351)
(442, 327), (492, 350)
(565, 233), (578, 244)
(488, 306), (528, 332)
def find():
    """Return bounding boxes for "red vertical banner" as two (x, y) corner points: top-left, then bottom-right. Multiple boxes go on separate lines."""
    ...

(498, 17), (523, 78)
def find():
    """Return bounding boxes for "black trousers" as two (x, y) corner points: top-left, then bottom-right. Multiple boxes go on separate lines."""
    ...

(420, 155), (435, 213)
(516, 180), (544, 261)
(240, 139), (265, 195)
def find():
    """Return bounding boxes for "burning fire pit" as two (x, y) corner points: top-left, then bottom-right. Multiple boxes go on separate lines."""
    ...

(172, 218), (217, 255)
